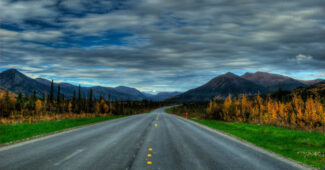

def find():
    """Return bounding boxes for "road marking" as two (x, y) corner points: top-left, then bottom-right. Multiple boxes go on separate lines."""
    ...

(147, 154), (152, 157)
(155, 112), (160, 120)
(147, 161), (152, 165)
(54, 149), (84, 166)
(155, 123), (157, 127)
(148, 148), (152, 151)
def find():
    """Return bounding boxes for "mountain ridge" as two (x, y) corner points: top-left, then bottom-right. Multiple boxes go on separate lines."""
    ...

(241, 71), (306, 91)
(0, 69), (179, 101)
(1, 69), (322, 102)
(166, 71), (323, 102)
(166, 72), (266, 102)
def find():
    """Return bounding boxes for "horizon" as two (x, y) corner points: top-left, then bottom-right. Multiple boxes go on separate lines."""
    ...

(0, 68), (323, 94)
(1, 0), (324, 93)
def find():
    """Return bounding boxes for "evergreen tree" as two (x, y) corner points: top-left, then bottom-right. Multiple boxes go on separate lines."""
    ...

(83, 93), (86, 113)
(88, 88), (93, 113)
(57, 85), (61, 105)
(72, 90), (76, 113)
(28, 92), (36, 111)
(4, 89), (10, 117)
(47, 93), (51, 111)
(78, 85), (81, 113)
(16, 92), (23, 112)
(57, 85), (61, 113)
(32, 90), (37, 102)
(50, 80), (54, 103)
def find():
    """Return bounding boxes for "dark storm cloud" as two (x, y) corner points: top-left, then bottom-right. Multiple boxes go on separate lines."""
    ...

(0, 0), (324, 92)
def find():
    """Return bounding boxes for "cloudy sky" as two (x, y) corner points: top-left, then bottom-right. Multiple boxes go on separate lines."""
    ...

(0, 0), (324, 93)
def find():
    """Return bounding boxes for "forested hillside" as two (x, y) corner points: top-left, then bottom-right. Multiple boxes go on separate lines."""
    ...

(0, 84), (170, 124)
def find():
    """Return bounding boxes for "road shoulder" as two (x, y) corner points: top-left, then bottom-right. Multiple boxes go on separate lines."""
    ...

(167, 111), (317, 170)
(0, 115), (132, 150)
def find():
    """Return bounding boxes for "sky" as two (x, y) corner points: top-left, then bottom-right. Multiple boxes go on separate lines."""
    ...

(0, 0), (324, 93)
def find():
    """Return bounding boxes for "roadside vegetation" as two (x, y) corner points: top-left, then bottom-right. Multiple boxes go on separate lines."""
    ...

(167, 91), (325, 168)
(169, 92), (325, 132)
(0, 81), (170, 144)
(0, 81), (170, 124)
(190, 119), (325, 169)
(0, 115), (126, 144)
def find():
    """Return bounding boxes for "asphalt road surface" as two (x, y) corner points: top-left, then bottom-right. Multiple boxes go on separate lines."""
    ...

(0, 106), (309, 170)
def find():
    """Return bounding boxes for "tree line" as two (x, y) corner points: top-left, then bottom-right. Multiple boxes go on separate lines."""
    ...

(169, 92), (325, 132)
(0, 81), (167, 124)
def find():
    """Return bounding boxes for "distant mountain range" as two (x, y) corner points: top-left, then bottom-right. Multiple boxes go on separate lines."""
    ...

(0, 69), (180, 101)
(166, 72), (324, 102)
(1, 69), (323, 102)
(143, 91), (182, 101)
(241, 72), (306, 92)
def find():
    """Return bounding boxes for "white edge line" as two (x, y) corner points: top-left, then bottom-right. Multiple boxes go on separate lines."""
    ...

(166, 111), (317, 170)
(0, 115), (132, 152)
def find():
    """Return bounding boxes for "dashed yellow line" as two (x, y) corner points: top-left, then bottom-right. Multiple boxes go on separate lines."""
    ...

(147, 149), (152, 165)
(155, 112), (160, 120)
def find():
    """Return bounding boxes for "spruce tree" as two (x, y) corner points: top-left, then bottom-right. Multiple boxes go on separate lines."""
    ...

(88, 88), (93, 113)
(16, 92), (23, 112)
(78, 85), (81, 113)
(72, 90), (76, 113)
(50, 80), (54, 103)
(57, 85), (61, 113)
(32, 90), (37, 102)
(57, 85), (61, 105)
(82, 93), (86, 113)
(4, 89), (10, 117)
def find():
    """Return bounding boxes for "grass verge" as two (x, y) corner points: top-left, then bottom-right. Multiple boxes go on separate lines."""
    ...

(0, 115), (127, 144)
(190, 119), (325, 169)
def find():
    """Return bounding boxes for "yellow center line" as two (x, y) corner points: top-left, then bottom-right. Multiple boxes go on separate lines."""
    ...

(156, 112), (160, 120)
(147, 148), (153, 165)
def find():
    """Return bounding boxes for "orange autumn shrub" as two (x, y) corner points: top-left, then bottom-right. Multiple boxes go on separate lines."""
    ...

(207, 92), (325, 131)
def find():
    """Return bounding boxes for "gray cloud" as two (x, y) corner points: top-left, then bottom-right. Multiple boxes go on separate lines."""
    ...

(0, 0), (324, 92)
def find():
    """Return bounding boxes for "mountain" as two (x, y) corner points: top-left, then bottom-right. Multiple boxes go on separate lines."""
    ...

(114, 86), (146, 100)
(36, 78), (146, 100)
(241, 72), (306, 92)
(166, 72), (266, 102)
(144, 91), (181, 101)
(299, 79), (325, 86)
(0, 69), (145, 100)
(0, 69), (51, 96)
(35, 78), (52, 86)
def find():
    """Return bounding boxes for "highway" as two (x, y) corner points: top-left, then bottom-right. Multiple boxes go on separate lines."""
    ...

(0, 107), (308, 170)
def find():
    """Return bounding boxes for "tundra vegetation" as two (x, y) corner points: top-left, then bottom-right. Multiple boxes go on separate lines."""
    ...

(170, 92), (325, 132)
(167, 92), (325, 168)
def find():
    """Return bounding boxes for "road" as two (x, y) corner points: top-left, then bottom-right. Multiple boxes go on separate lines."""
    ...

(0, 107), (308, 170)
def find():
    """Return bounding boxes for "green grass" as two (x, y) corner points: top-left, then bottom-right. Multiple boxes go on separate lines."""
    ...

(0, 115), (127, 144)
(190, 119), (325, 169)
